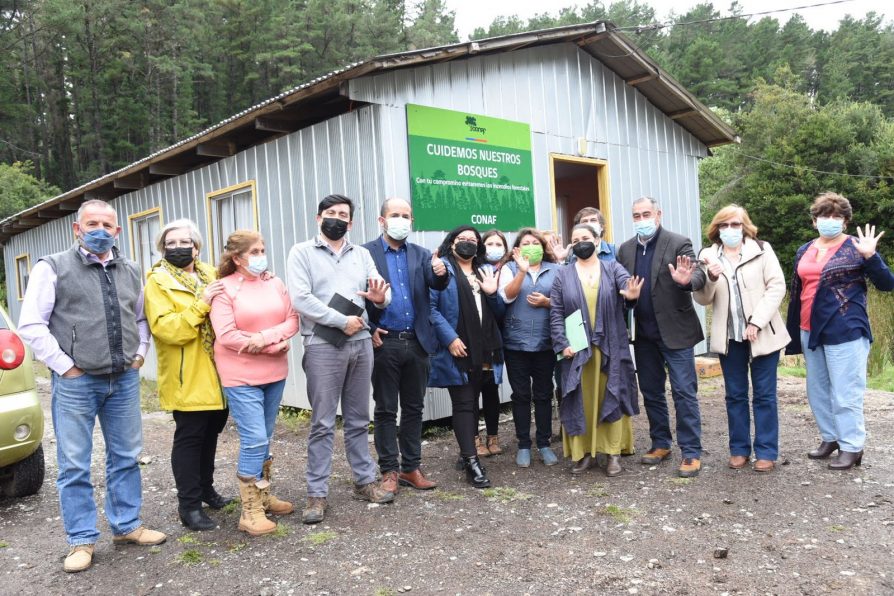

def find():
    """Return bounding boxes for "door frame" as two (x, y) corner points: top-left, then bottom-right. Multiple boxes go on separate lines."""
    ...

(548, 154), (612, 242)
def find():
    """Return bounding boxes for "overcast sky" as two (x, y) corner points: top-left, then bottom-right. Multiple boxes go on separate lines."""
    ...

(445, 0), (890, 39)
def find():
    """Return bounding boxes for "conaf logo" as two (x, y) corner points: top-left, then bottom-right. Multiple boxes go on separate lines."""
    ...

(465, 115), (486, 134)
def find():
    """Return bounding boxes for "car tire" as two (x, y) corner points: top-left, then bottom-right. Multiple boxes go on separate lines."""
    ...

(3, 444), (45, 498)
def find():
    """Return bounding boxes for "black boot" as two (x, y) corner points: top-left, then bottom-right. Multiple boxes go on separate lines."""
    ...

(202, 488), (235, 510)
(463, 456), (491, 489)
(179, 508), (216, 531)
(828, 450), (863, 470)
(807, 441), (839, 460)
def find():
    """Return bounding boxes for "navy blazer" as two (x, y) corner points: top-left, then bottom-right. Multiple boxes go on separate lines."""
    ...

(363, 236), (449, 354)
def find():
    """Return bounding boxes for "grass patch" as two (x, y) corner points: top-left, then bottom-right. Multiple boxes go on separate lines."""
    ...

(669, 477), (693, 486)
(867, 364), (894, 392)
(176, 549), (203, 565)
(373, 589), (396, 596)
(482, 487), (533, 503)
(148, 546), (162, 554)
(587, 483), (609, 498)
(304, 530), (337, 545)
(177, 534), (199, 544)
(601, 504), (635, 524)
(778, 366), (806, 378)
(209, 558), (221, 567)
(221, 499), (240, 514)
(421, 421), (453, 440)
(227, 542), (247, 553)
(140, 378), (160, 412)
(267, 523), (290, 538)
(0, 541), (8, 548)
(829, 524), (846, 532)
(279, 407), (311, 433)
(435, 490), (466, 501)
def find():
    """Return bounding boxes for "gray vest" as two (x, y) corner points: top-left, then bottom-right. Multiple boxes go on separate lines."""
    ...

(502, 262), (559, 352)
(43, 244), (143, 375)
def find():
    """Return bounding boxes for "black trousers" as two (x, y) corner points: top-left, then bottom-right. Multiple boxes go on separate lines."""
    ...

(448, 369), (484, 458)
(372, 336), (430, 473)
(171, 408), (229, 510)
(477, 370), (501, 436)
(504, 349), (555, 449)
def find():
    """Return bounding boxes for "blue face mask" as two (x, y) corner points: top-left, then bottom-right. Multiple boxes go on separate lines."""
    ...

(719, 228), (743, 248)
(634, 218), (657, 238)
(485, 247), (505, 263)
(817, 217), (844, 239)
(80, 228), (116, 254)
(246, 255), (268, 276)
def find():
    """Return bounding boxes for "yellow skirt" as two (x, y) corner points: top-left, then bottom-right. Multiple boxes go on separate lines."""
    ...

(562, 348), (634, 460)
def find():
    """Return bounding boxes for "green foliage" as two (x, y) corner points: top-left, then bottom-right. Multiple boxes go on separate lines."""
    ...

(0, 162), (60, 220)
(304, 530), (338, 545)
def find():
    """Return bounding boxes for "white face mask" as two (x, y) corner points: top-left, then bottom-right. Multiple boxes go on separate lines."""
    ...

(385, 217), (411, 241)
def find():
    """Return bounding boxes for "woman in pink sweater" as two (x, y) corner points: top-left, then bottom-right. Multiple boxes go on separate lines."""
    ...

(210, 230), (299, 536)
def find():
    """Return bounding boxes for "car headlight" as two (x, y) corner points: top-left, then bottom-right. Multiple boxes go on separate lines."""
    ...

(14, 424), (30, 441)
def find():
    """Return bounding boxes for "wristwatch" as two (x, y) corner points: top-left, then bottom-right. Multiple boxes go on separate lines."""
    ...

(133, 354), (145, 365)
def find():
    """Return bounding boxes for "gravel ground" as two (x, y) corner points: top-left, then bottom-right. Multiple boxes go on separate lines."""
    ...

(1, 374), (893, 595)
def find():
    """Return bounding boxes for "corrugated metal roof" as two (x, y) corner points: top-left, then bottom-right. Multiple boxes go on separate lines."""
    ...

(0, 20), (737, 241)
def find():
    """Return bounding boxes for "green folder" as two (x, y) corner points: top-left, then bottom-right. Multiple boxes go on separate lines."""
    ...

(558, 309), (588, 360)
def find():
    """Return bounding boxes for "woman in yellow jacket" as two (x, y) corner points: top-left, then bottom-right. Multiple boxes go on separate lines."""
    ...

(144, 219), (231, 531)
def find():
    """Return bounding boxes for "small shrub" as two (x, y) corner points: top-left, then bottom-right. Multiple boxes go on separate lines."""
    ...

(602, 504), (635, 523)
(482, 487), (533, 503)
(176, 549), (203, 565)
(304, 531), (337, 545)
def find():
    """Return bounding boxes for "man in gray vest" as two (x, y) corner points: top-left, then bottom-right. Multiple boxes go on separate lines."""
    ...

(18, 200), (166, 573)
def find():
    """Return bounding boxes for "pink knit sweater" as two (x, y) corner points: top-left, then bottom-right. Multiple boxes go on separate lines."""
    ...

(210, 273), (299, 387)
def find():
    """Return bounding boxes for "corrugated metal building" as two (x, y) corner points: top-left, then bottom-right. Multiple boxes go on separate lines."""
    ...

(0, 22), (735, 419)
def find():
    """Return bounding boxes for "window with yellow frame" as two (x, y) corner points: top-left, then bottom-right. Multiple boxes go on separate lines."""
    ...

(14, 254), (31, 301)
(206, 181), (258, 261)
(128, 207), (162, 279)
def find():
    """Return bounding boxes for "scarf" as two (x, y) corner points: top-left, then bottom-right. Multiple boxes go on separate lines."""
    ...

(449, 256), (503, 372)
(156, 258), (216, 360)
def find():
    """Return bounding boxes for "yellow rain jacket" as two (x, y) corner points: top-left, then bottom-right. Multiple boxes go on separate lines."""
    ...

(144, 260), (225, 411)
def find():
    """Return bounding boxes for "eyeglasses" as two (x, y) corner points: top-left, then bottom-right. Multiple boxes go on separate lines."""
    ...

(718, 222), (743, 229)
(164, 239), (194, 249)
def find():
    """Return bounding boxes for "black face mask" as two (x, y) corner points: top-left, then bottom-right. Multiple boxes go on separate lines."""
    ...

(320, 217), (349, 240)
(454, 241), (478, 260)
(572, 241), (596, 260)
(165, 247), (195, 269)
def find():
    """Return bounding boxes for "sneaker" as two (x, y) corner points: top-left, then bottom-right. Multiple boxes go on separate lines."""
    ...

(516, 448), (531, 468)
(640, 448), (672, 465)
(678, 458), (701, 478)
(63, 544), (94, 573)
(353, 481), (395, 504)
(112, 526), (167, 546)
(302, 497), (327, 525)
(539, 446), (558, 466)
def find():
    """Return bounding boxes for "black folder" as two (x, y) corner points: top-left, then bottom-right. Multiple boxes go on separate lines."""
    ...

(313, 293), (365, 347)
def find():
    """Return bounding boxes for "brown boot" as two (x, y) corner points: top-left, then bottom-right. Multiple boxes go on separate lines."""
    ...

(380, 470), (399, 494)
(261, 458), (294, 515)
(475, 435), (490, 457)
(237, 476), (277, 536)
(486, 435), (503, 455)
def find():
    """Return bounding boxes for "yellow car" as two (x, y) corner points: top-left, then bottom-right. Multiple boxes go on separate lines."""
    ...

(0, 304), (44, 497)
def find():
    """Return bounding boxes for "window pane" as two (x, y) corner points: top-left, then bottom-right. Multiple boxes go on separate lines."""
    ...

(17, 258), (29, 296)
(133, 214), (161, 278)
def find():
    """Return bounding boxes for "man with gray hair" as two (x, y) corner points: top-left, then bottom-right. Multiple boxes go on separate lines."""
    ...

(617, 197), (707, 478)
(18, 199), (166, 573)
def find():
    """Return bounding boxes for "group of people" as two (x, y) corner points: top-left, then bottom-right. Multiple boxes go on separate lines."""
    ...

(17, 190), (891, 574)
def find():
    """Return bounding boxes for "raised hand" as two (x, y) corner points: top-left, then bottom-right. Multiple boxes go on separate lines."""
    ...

(855, 224), (884, 259)
(549, 236), (570, 262)
(619, 275), (644, 300)
(703, 256), (723, 281)
(526, 291), (550, 308)
(478, 267), (499, 295)
(431, 249), (446, 277)
(357, 277), (390, 304)
(448, 337), (468, 358)
(668, 255), (695, 286)
(511, 247), (530, 273)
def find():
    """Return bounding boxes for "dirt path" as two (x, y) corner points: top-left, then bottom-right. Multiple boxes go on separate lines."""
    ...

(2, 375), (893, 595)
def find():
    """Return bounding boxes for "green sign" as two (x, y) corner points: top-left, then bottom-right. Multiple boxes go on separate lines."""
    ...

(406, 104), (535, 231)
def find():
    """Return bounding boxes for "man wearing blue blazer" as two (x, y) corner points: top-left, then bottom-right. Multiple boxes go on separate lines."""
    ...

(364, 198), (449, 496)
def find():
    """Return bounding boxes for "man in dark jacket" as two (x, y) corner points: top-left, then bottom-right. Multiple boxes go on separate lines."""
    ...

(364, 198), (448, 496)
(617, 197), (707, 477)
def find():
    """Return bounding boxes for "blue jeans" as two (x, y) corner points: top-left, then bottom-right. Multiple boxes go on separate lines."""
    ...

(801, 331), (870, 452)
(224, 380), (286, 480)
(634, 337), (702, 458)
(718, 341), (780, 460)
(51, 369), (143, 546)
